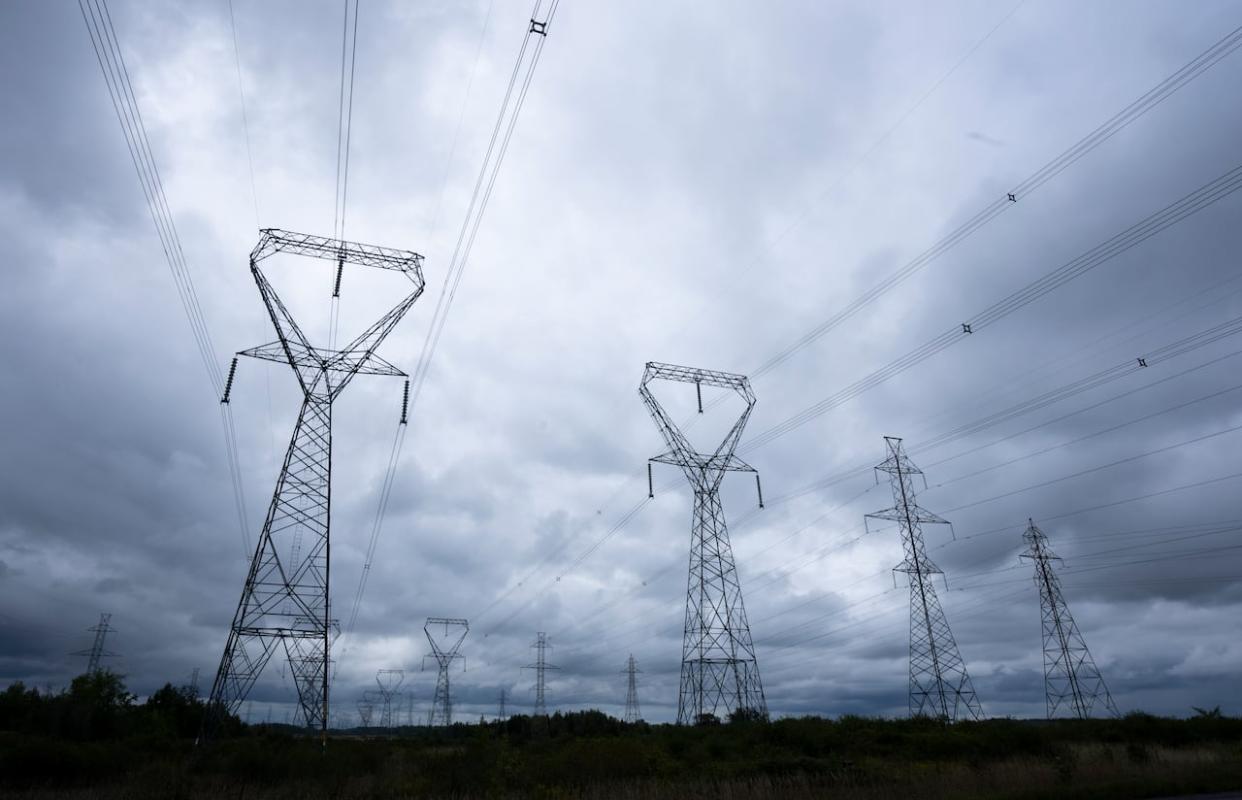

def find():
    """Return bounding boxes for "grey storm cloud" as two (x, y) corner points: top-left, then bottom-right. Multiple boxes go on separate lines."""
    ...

(1, 0), (1241, 725)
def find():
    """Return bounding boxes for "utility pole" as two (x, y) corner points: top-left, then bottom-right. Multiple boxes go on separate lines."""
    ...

(72, 613), (117, 674)
(524, 632), (560, 716)
(1021, 519), (1120, 719)
(375, 669), (404, 729)
(642, 362), (767, 724)
(497, 688), (507, 721)
(423, 618), (468, 726)
(866, 436), (982, 722)
(622, 654), (642, 723)
(202, 229), (424, 744)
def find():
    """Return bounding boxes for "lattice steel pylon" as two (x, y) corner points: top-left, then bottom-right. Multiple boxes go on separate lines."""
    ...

(641, 362), (767, 725)
(202, 229), (424, 743)
(423, 617), (468, 727)
(72, 613), (117, 674)
(1021, 519), (1120, 719)
(622, 654), (642, 723)
(524, 631), (559, 716)
(497, 688), (507, 721)
(357, 690), (377, 728)
(866, 436), (983, 722)
(375, 669), (404, 729)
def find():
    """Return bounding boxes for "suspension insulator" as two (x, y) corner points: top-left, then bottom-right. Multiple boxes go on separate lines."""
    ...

(332, 255), (345, 298)
(755, 473), (765, 509)
(647, 462), (654, 499)
(221, 356), (239, 404)
(696, 380), (703, 413)
(400, 380), (410, 425)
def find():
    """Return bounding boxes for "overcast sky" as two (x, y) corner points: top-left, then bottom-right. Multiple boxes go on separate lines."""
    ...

(2, 0), (1241, 725)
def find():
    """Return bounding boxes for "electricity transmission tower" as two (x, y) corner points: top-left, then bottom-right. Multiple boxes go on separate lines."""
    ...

(375, 669), (404, 728)
(357, 692), (375, 728)
(1021, 519), (1120, 719)
(73, 613), (117, 674)
(189, 667), (201, 699)
(622, 654), (642, 723)
(203, 229), (425, 742)
(497, 688), (507, 721)
(866, 436), (983, 722)
(524, 632), (560, 716)
(423, 618), (468, 726)
(641, 362), (767, 724)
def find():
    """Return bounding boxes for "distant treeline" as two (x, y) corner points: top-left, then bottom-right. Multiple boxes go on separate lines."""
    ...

(2, 671), (1241, 799)
(0, 670), (228, 741)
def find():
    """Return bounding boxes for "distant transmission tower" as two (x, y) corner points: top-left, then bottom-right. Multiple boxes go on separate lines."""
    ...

(524, 632), (560, 716)
(866, 436), (983, 722)
(189, 667), (201, 699)
(72, 613), (117, 674)
(203, 229), (425, 742)
(497, 688), (507, 721)
(357, 692), (375, 728)
(1021, 519), (1120, 719)
(375, 669), (404, 728)
(423, 618), (468, 726)
(622, 654), (642, 723)
(641, 362), (767, 724)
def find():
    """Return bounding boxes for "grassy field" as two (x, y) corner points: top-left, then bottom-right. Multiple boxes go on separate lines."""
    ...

(3, 709), (1241, 799)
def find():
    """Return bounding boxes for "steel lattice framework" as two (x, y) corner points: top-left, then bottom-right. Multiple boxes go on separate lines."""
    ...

(867, 436), (983, 722)
(356, 695), (374, 728)
(641, 362), (767, 724)
(203, 229), (424, 742)
(423, 617), (468, 727)
(375, 669), (405, 729)
(622, 654), (642, 723)
(524, 631), (559, 717)
(1021, 519), (1120, 719)
(73, 613), (117, 674)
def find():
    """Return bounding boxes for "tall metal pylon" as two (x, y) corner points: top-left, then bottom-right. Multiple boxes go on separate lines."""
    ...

(1021, 519), (1120, 719)
(375, 669), (404, 728)
(72, 613), (117, 674)
(497, 687), (507, 721)
(357, 691), (376, 728)
(524, 632), (560, 716)
(203, 229), (425, 742)
(641, 362), (767, 724)
(622, 654), (642, 723)
(866, 436), (983, 722)
(423, 617), (468, 726)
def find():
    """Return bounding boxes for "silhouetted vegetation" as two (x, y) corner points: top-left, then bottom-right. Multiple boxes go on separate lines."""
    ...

(2, 673), (1241, 798)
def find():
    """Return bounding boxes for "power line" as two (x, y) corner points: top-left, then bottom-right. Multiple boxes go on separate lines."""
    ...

(744, 161), (1242, 451)
(939, 421), (1242, 515)
(742, 21), (1242, 384)
(952, 469), (1242, 545)
(337, 0), (560, 679)
(78, 0), (252, 558)
(226, 0), (261, 228)
(406, 0), (562, 417)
